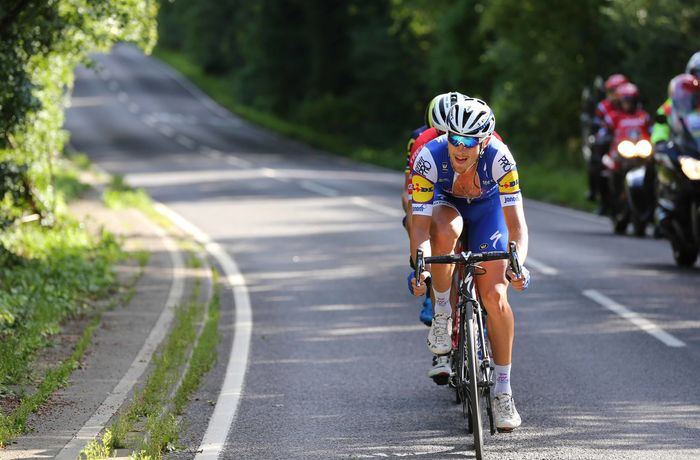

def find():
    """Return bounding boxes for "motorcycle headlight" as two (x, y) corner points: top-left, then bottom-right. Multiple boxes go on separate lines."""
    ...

(635, 139), (652, 158)
(617, 140), (636, 158)
(679, 156), (700, 180)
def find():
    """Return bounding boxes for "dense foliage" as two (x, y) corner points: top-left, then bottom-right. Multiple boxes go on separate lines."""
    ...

(0, 0), (157, 241)
(158, 0), (700, 163)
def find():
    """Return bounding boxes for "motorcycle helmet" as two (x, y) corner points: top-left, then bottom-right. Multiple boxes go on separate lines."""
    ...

(446, 97), (495, 141)
(425, 92), (466, 132)
(616, 83), (640, 113)
(685, 51), (700, 78)
(669, 74), (700, 153)
(605, 73), (628, 95)
(669, 74), (700, 117)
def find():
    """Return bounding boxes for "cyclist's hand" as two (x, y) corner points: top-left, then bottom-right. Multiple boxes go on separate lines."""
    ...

(407, 271), (430, 296)
(506, 265), (530, 291)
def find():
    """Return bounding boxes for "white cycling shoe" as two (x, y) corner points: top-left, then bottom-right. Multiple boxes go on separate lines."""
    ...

(493, 393), (522, 432)
(427, 313), (452, 355)
(427, 354), (451, 382)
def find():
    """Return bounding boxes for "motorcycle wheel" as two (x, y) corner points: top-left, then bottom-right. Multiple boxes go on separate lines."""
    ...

(631, 216), (646, 237)
(612, 214), (629, 235)
(671, 240), (698, 267)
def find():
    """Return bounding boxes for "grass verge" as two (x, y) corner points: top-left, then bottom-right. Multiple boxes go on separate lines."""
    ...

(0, 154), (155, 445)
(81, 262), (221, 460)
(102, 175), (173, 229)
(0, 254), (147, 446)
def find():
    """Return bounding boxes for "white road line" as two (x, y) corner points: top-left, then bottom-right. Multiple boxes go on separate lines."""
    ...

(261, 168), (277, 178)
(56, 214), (186, 460)
(175, 135), (196, 149)
(153, 204), (253, 460)
(582, 289), (686, 348)
(299, 181), (339, 197)
(158, 125), (174, 137)
(226, 156), (251, 167)
(351, 196), (403, 218)
(526, 257), (559, 275)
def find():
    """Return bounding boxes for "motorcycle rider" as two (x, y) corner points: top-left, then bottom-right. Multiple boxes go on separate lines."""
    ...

(588, 74), (629, 210)
(653, 73), (700, 266)
(651, 51), (700, 146)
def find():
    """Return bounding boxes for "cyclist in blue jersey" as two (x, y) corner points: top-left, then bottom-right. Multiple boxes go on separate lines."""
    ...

(408, 97), (530, 431)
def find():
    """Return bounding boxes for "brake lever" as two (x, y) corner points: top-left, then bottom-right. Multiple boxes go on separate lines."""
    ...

(415, 249), (425, 287)
(508, 241), (521, 278)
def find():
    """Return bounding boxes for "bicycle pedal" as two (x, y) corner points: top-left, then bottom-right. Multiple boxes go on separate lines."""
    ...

(497, 427), (515, 433)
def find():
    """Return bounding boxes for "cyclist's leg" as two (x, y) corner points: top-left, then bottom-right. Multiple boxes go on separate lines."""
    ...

(425, 203), (461, 360)
(467, 198), (521, 430)
(465, 197), (513, 367)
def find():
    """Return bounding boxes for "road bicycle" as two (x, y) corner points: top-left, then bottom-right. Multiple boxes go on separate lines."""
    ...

(416, 242), (520, 460)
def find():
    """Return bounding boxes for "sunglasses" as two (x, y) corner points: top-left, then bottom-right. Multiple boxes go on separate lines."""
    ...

(448, 134), (480, 148)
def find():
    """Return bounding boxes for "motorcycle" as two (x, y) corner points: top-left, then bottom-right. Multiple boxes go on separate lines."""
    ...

(653, 116), (700, 267)
(601, 122), (653, 234)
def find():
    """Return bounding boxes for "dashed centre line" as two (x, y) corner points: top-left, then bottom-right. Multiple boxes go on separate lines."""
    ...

(582, 289), (686, 348)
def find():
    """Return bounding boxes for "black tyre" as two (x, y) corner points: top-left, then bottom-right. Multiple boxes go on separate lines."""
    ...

(466, 315), (484, 459)
(612, 213), (629, 235)
(631, 216), (646, 237)
(672, 241), (698, 267)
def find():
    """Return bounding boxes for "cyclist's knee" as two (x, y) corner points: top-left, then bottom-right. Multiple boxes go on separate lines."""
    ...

(431, 227), (459, 254)
(481, 287), (511, 316)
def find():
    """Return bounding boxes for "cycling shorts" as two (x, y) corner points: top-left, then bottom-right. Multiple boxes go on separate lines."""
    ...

(434, 189), (508, 253)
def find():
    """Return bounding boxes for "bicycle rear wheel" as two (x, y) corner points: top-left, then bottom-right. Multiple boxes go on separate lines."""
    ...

(466, 313), (484, 459)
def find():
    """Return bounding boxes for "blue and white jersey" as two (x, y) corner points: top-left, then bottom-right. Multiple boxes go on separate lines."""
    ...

(411, 134), (521, 216)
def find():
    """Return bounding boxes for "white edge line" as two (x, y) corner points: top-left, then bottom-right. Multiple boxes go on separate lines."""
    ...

(56, 214), (186, 460)
(153, 203), (252, 460)
(299, 181), (339, 197)
(582, 289), (685, 348)
(525, 257), (558, 276)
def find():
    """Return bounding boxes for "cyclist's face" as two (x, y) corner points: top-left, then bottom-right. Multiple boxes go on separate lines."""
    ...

(448, 142), (479, 174)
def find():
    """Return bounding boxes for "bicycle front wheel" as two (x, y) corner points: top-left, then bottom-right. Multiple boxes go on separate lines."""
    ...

(466, 314), (484, 459)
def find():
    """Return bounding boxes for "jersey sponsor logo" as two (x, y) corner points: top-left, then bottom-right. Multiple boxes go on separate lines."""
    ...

(490, 230), (503, 249)
(479, 243), (488, 250)
(498, 155), (513, 172)
(501, 194), (522, 206)
(498, 170), (520, 193)
(412, 204), (427, 212)
(412, 175), (434, 203)
(415, 157), (432, 176)
(442, 162), (449, 172)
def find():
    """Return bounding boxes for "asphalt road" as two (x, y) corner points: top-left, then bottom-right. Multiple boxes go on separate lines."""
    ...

(65, 44), (700, 459)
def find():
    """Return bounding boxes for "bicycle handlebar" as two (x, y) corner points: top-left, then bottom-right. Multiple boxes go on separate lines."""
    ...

(415, 241), (521, 278)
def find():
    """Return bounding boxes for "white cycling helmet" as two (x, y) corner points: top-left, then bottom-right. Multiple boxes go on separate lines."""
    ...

(426, 92), (466, 132)
(446, 97), (495, 140)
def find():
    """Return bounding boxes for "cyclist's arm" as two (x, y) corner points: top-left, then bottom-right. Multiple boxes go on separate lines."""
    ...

(502, 202), (529, 265)
(492, 147), (528, 264)
(408, 148), (437, 265)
